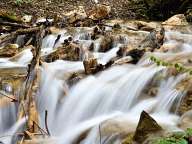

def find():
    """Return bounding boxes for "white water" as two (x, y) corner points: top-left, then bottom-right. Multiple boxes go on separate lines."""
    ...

(0, 23), (192, 144)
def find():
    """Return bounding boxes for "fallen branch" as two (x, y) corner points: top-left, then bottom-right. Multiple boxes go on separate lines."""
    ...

(0, 90), (18, 102)
(0, 27), (40, 45)
(0, 21), (30, 28)
(99, 124), (102, 144)
(45, 110), (51, 136)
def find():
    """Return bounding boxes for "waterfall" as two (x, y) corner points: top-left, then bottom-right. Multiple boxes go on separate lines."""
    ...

(0, 21), (191, 144)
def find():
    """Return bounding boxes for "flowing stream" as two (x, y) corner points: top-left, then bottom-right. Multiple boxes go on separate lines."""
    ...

(0, 21), (192, 144)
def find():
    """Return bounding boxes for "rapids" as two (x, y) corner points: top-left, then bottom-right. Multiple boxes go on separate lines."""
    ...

(0, 21), (192, 144)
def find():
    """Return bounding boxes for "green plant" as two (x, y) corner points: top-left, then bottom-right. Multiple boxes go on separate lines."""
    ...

(14, 0), (32, 6)
(151, 129), (192, 144)
(186, 128), (192, 137)
(154, 137), (187, 144)
(150, 56), (192, 75)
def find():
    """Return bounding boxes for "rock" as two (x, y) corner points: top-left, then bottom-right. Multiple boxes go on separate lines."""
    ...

(114, 56), (133, 65)
(67, 71), (85, 87)
(98, 35), (113, 52)
(122, 134), (134, 144)
(0, 44), (19, 57)
(44, 42), (82, 62)
(133, 111), (162, 143)
(127, 49), (145, 64)
(162, 14), (189, 26)
(178, 110), (192, 130)
(138, 27), (165, 51)
(21, 15), (32, 23)
(176, 78), (192, 115)
(63, 6), (87, 24)
(136, 21), (158, 31)
(186, 9), (192, 22)
(88, 4), (111, 20)
(83, 58), (98, 74)
(35, 17), (54, 26)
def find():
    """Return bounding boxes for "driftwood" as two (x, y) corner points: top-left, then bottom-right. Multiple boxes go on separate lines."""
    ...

(17, 25), (45, 139)
(0, 21), (30, 28)
(0, 27), (40, 45)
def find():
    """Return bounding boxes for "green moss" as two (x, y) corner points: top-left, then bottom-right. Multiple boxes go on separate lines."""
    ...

(151, 129), (192, 144)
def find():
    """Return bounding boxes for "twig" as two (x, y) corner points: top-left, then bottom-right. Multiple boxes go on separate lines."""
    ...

(32, 121), (48, 136)
(45, 110), (51, 136)
(19, 136), (24, 144)
(0, 21), (30, 28)
(21, 102), (28, 128)
(0, 27), (40, 45)
(99, 124), (102, 144)
(0, 90), (18, 102)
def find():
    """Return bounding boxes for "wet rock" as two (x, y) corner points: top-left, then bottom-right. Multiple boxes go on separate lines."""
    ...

(98, 35), (113, 52)
(177, 79), (192, 115)
(0, 44), (19, 57)
(138, 27), (165, 51)
(133, 111), (162, 143)
(87, 4), (111, 20)
(185, 9), (192, 22)
(67, 71), (85, 87)
(83, 58), (99, 74)
(113, 23), (121, 29)
(114, 56), (133, 65)
(178, 110), (192, 130)
(0, 67), (27, 97)
(127, 49), (145, 64)
(162, 14), (189, 26)
(44, 42), (82, 62)
(116, 45), (135, 57)
(36, 17), (54, 26)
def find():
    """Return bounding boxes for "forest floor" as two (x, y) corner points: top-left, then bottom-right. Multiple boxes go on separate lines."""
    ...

(0, 0), (139, 20)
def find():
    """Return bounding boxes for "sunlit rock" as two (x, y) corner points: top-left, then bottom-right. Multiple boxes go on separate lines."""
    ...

(63, 6), (87, 24)
(114, 56), (133, 65)
(0, 44), (19, 57)
(88, 4), (111, 20)
(22, 15), (32, 23)
(44, 42), (82, 62)
(162, 14), (189, 26)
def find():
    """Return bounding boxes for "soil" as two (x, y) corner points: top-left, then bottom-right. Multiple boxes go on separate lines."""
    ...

(0, 0), (141, 20)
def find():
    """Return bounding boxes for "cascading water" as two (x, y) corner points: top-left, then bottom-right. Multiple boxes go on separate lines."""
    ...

(0, 21), (192, 144)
